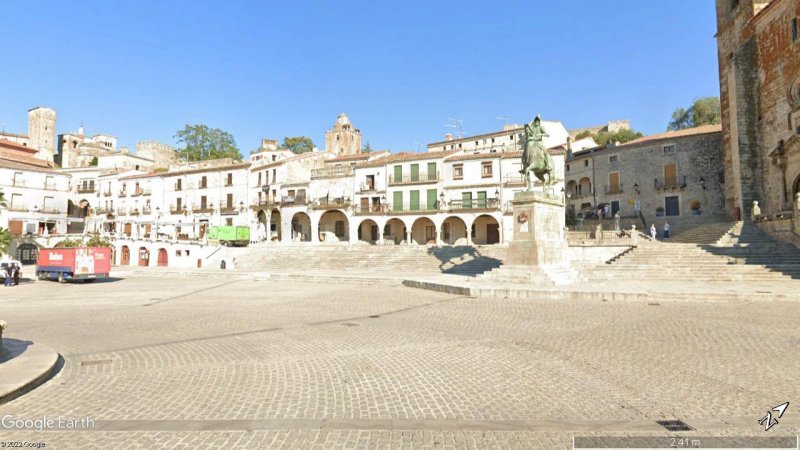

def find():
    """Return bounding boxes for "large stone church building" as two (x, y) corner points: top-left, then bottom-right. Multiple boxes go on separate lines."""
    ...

(716, 0), (800, 217)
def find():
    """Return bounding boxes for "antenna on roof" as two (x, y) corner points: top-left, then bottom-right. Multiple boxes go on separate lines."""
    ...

(496, 116), (509, 126)
(444, 118), (463, 138)
(413, 141), (422, 152)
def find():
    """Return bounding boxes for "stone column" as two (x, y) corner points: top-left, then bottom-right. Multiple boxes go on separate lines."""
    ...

(466, 228), (473, 246)
(435, 225), (442, 246)
(406, 230), (412, 245)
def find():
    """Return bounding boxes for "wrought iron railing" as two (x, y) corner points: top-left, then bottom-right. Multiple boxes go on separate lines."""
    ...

(654, 176), (687, 190)
(311, 166), (354, 179)
(446, 198), (501, 211)
(389, 172), (439, 185)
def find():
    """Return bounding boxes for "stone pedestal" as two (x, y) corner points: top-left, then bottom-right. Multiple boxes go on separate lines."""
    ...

(508, 191), (568, 267)
(480, 191), (578, 286)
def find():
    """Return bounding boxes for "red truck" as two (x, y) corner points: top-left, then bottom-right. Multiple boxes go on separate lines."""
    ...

(36, 247), (112, 283)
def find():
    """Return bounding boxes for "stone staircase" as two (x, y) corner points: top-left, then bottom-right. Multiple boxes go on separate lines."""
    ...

(585, 221), (800, 282)
(233, 243), (508, 277)
(667, 219), (736, 244)
(477, 264), (582, 286)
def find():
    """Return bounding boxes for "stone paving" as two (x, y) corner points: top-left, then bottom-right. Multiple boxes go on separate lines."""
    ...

(0, 274), (799, 449)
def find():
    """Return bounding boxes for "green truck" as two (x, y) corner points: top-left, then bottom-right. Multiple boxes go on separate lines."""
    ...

(207, 226), (250, 247)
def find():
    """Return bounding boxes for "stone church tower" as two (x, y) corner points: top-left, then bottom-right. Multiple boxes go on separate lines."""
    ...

(27, 107), (57, 162)
(325, 113), (362, 155)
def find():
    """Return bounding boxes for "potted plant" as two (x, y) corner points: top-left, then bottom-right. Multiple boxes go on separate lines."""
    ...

(655, 206), (665, 217)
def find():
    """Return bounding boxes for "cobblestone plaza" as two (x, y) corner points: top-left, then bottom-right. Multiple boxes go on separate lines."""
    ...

(1, 274), (799, 449)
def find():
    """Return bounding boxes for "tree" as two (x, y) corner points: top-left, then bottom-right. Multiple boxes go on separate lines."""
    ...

(593, 129), (644, 146)
(175, 125), (242, 162)
(89, 156), (98, 166)
(667, 97), (721, 131)
(574, 130), (593, 140)
(362, 141), (373, 153)
(0, 227), (9, 257)
(85, 235), (113, 248)
(282, 136), (314, 154)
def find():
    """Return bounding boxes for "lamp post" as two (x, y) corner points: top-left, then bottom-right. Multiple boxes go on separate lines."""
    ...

(155, 207), (161, 241)
(439, 192), (445, 211)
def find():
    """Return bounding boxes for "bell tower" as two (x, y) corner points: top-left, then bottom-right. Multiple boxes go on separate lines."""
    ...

(28, 107), (57, 162)
(325, 113), (362, 155)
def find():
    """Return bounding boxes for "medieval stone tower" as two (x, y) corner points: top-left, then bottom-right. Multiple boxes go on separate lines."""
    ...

(27, 107), (57, 162)
(325, 113), (362, 155)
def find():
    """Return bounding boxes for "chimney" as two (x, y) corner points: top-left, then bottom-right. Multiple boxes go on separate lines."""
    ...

(444, 133), (453, 141)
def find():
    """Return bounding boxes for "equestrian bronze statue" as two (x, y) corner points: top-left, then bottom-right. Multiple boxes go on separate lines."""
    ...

(520, 115), (556, 191)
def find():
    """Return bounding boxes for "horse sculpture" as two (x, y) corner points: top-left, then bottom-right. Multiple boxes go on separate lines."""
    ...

(520, 115), (556, 191)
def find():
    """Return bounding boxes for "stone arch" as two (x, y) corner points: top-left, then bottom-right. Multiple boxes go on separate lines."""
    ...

(157, 248), (168, 267)
(411, 217), (436, 245)
(383, 218), (407, 244)
(578, 177), (592, 196)
(441, 216), (468, 245)
(566, 180), (578, 196)
(138, 247), (150, 267)
(16, 243), (39, 265)
(472, 214), (501, 245)
(291, 212), (311, 242)
(357, 218), (380, 244)
(318, 210), (349, 242)
(270, 209), (282, 241)
(121, 245), (130, 265)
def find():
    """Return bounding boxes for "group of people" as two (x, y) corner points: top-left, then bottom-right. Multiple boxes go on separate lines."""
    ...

(650, 222), (671, 240)
(4, 264), (21, 287)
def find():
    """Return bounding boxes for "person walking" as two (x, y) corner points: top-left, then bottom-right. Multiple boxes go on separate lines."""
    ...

(663, 222), (671, 239)
(13, 264), (20, 286)
(4, 266), (12, 287)
(650, 223), (657, 241)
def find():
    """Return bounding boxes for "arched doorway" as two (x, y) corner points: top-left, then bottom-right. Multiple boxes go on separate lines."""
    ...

(121, 246), (130, 265)
(291, 212), (311, 242)
(383, 218), (406, 244)
(357, 219), (379, 244)
(318, 210), (349, 242)
(578, 177), (592, 196)
(441, 216), (468, 245)
(16, 243), (38, 265)
(473, 214), (501, 244)
(157, 248), (168, 267)
(257, 210), (268, 241)
(411, 217), (436, 245)
(566, 180), (578, 197)
(138, 247), (150, 267)
(270, 209), (282, 241)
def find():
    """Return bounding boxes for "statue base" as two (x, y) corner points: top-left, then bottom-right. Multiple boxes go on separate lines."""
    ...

(508, 191), (568, 266)
(480, 191), (579, 286)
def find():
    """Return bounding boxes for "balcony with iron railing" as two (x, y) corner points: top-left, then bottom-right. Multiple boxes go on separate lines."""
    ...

(502, 174), (524, 186)
(250, 199), (278, 210)
(354, 204), (388, 215)
(389, 172), (439, 185)
(604, 184), (624, 195)
(388, 202), (440, 213)
(311, 166), (354, 179)
(280, 196), (307, 207)
(101, 190), (113, 197)
(654, 175), (687, 190)
(116, 207), (129, 215)
(310, 197), (352, 210)
(40, 206), (61, 214)
(118, 190), (128, 197)
(221, 205), (243, 214)
(446, 198), (501, 212)
(96, 207), (113, 214)
(77, 185), (97, 194)
(170, 205), (187, 214)
(194, 206), (213, 214)
(7, 204), (27, 212)
(130, 188), (151, 197)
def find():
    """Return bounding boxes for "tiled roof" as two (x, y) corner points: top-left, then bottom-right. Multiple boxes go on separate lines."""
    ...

(163, 162), (251, 177)
(0, 139), (38, 155)
(445, 147), (565, 162)
(0, 144), (54, 169)
(326, 150), (390, 163)
(619, 124), (721, 147)
(356, 150), (461, 168)
(119, 172), (159, 180)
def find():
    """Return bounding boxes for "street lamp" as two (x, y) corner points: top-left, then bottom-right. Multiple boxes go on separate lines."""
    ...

(633, 182), (640, 195)
(699, 177), (706, 191)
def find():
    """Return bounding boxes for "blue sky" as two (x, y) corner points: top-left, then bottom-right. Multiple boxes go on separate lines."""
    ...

(0, 0), (720, 155)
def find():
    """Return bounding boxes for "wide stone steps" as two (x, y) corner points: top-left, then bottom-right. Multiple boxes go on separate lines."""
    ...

(234, 244), (509, 276)
(668, 221), (737, 244)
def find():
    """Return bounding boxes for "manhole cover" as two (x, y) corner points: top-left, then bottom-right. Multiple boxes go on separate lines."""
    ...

(81, 359), (113, 367)
(656, 420), (694, 431)
(341, 323), (359, 327)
